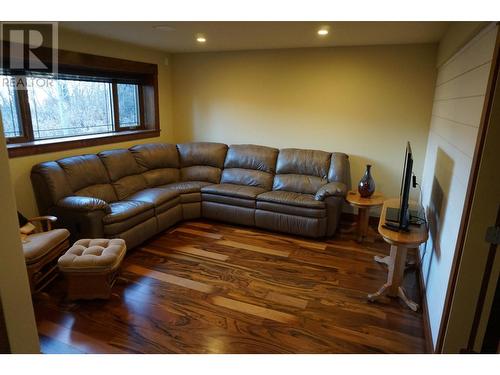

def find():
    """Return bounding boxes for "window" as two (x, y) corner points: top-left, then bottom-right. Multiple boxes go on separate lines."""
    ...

(27, 77), (116, 139)
(117, 83), (140, 128)
(2, 75), (142, 141)
(2, 45), (159, 157)
(0, 75), (22, 138)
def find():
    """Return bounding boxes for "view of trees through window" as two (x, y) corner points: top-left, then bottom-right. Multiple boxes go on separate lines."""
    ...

(0, 75), (22, 138)
(118, 83), (140, 127)
(28, 77), (114, 139)
(0, 74), (141, 141)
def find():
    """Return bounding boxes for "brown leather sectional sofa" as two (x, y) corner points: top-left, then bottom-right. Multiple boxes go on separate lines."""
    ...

(31, 142), (350, 249)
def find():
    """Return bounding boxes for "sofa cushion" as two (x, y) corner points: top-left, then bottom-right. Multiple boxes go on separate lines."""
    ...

(273, 148), (331, 194)
(203, 193), (256, 208)
(103, 200), (155, 235)
(161, 181), (212, 194)
(201, 183), (266, 200)
(57, 155), (118, 203)
(177, 142), (227, 168)
(220, 144), (278, 190)
(177, 142), (227, 184)
(130, 143), (180, 187)
(141, 169), (180, 188)
(221, 169), (275, 190)
(57, 154), (110, 192)
(130, 143), (179, 170)
(160, 181), (212, 205)
(180, 165), (221, 184)
(126, 188), (179, 207)
(257, 190), (326, 209)
(223, 144), (278, 173)
(127, 188), (180, 215)
(99, 149), (142, 181)
(179, 192), (201, 204)
(99, 149), (148, 200)
(276, 148), (331, 177)
(273, 174), (327, 195)
(114, 175), (149, 200)
(103, 200), (154, 225)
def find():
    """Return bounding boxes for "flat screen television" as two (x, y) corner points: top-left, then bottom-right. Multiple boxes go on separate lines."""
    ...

(385, 142), (414, 231)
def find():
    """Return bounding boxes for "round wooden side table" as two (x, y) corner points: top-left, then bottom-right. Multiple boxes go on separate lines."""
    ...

(345, 190), (384, 242)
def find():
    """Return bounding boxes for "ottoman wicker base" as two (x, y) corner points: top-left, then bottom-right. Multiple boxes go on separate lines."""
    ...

(58, 238), (126, 300)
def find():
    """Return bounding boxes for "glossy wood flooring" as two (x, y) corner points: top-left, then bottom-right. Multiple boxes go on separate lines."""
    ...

(34, 220), (426, 353)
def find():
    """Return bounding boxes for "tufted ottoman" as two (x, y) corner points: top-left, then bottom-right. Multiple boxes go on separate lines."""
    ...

(58, 238), (126, 300)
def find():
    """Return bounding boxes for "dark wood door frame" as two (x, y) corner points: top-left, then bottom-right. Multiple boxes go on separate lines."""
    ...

(467, 206), (500, 352)
(435, 26), (500, 353)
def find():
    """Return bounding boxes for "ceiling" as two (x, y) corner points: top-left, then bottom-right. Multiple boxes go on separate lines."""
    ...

(60, 21), (450, 53)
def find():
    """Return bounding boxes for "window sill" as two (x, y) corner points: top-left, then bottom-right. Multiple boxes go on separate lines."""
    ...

(7, 129), (160, 158)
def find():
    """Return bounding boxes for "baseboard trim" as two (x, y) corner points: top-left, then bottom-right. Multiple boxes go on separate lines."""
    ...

(417, 262), (435, 354)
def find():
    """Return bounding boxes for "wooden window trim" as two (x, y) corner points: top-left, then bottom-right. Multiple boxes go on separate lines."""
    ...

(111, 80), (120, 132)
(7, 129), (160, 158)
(2, 42), (160, 158)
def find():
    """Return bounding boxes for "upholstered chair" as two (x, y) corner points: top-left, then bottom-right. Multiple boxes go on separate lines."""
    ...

(21, 216), (70, 293)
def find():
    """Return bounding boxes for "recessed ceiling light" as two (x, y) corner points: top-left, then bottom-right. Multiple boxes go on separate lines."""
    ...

(153, 25), (175, 32)
(196, 35), (206, 43)
(317, 28), (329, 36)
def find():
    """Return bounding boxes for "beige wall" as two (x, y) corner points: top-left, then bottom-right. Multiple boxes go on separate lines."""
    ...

(8, 28), (174, 217)
(419, 23), (496, 350)
(172, 44), (437, 202)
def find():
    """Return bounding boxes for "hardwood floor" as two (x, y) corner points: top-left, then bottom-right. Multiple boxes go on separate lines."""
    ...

(33, 219), (426, 353)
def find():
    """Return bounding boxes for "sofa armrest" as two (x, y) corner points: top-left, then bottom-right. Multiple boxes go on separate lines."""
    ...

(57, 196), (111, 213)
(315, 182), (347, 201)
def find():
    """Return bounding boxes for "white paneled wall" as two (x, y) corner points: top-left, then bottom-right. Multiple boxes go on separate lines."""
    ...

(419, 23), (497, 349)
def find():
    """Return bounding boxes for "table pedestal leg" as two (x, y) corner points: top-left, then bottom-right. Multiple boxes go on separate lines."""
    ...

(375, 254), (416, 270)
(387, 245), (406, 297)
(374, 255), (391, 266)
(398, 287), (419, 311)
(367, 283), (390, 301)
(368, 244), (419, 311)
(357, 207), (369, 243)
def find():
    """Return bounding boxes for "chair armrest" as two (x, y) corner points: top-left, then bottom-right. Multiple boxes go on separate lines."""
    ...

(315, 182), (347, 201)
(28, 215), (57, 231)
(57, 196), (111, 214)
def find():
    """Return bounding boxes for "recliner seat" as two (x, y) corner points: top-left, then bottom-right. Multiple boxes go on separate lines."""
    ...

(31, 141), (349, 249)
(255, 148), (331, 237)
(201, 144), (278, 226)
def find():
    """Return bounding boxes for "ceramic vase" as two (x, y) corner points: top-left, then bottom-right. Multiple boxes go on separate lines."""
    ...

(358, 164), (375, 198)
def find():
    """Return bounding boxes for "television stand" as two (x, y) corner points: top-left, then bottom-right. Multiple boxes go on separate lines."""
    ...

(382, 221), (410, 232)
(385, 207), (426, 227)
(368, 198), (429, 311)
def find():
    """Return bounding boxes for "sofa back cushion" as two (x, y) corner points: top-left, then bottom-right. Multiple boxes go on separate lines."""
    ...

(57, 154), (117, 203)
(99, 149), (147, 200)
(328, 152), (350, 184)
(273, 148), (331, 194)
(130, 143), (180, 187)
(177, 142), (227, 184)
(221, 144), (278, 189)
